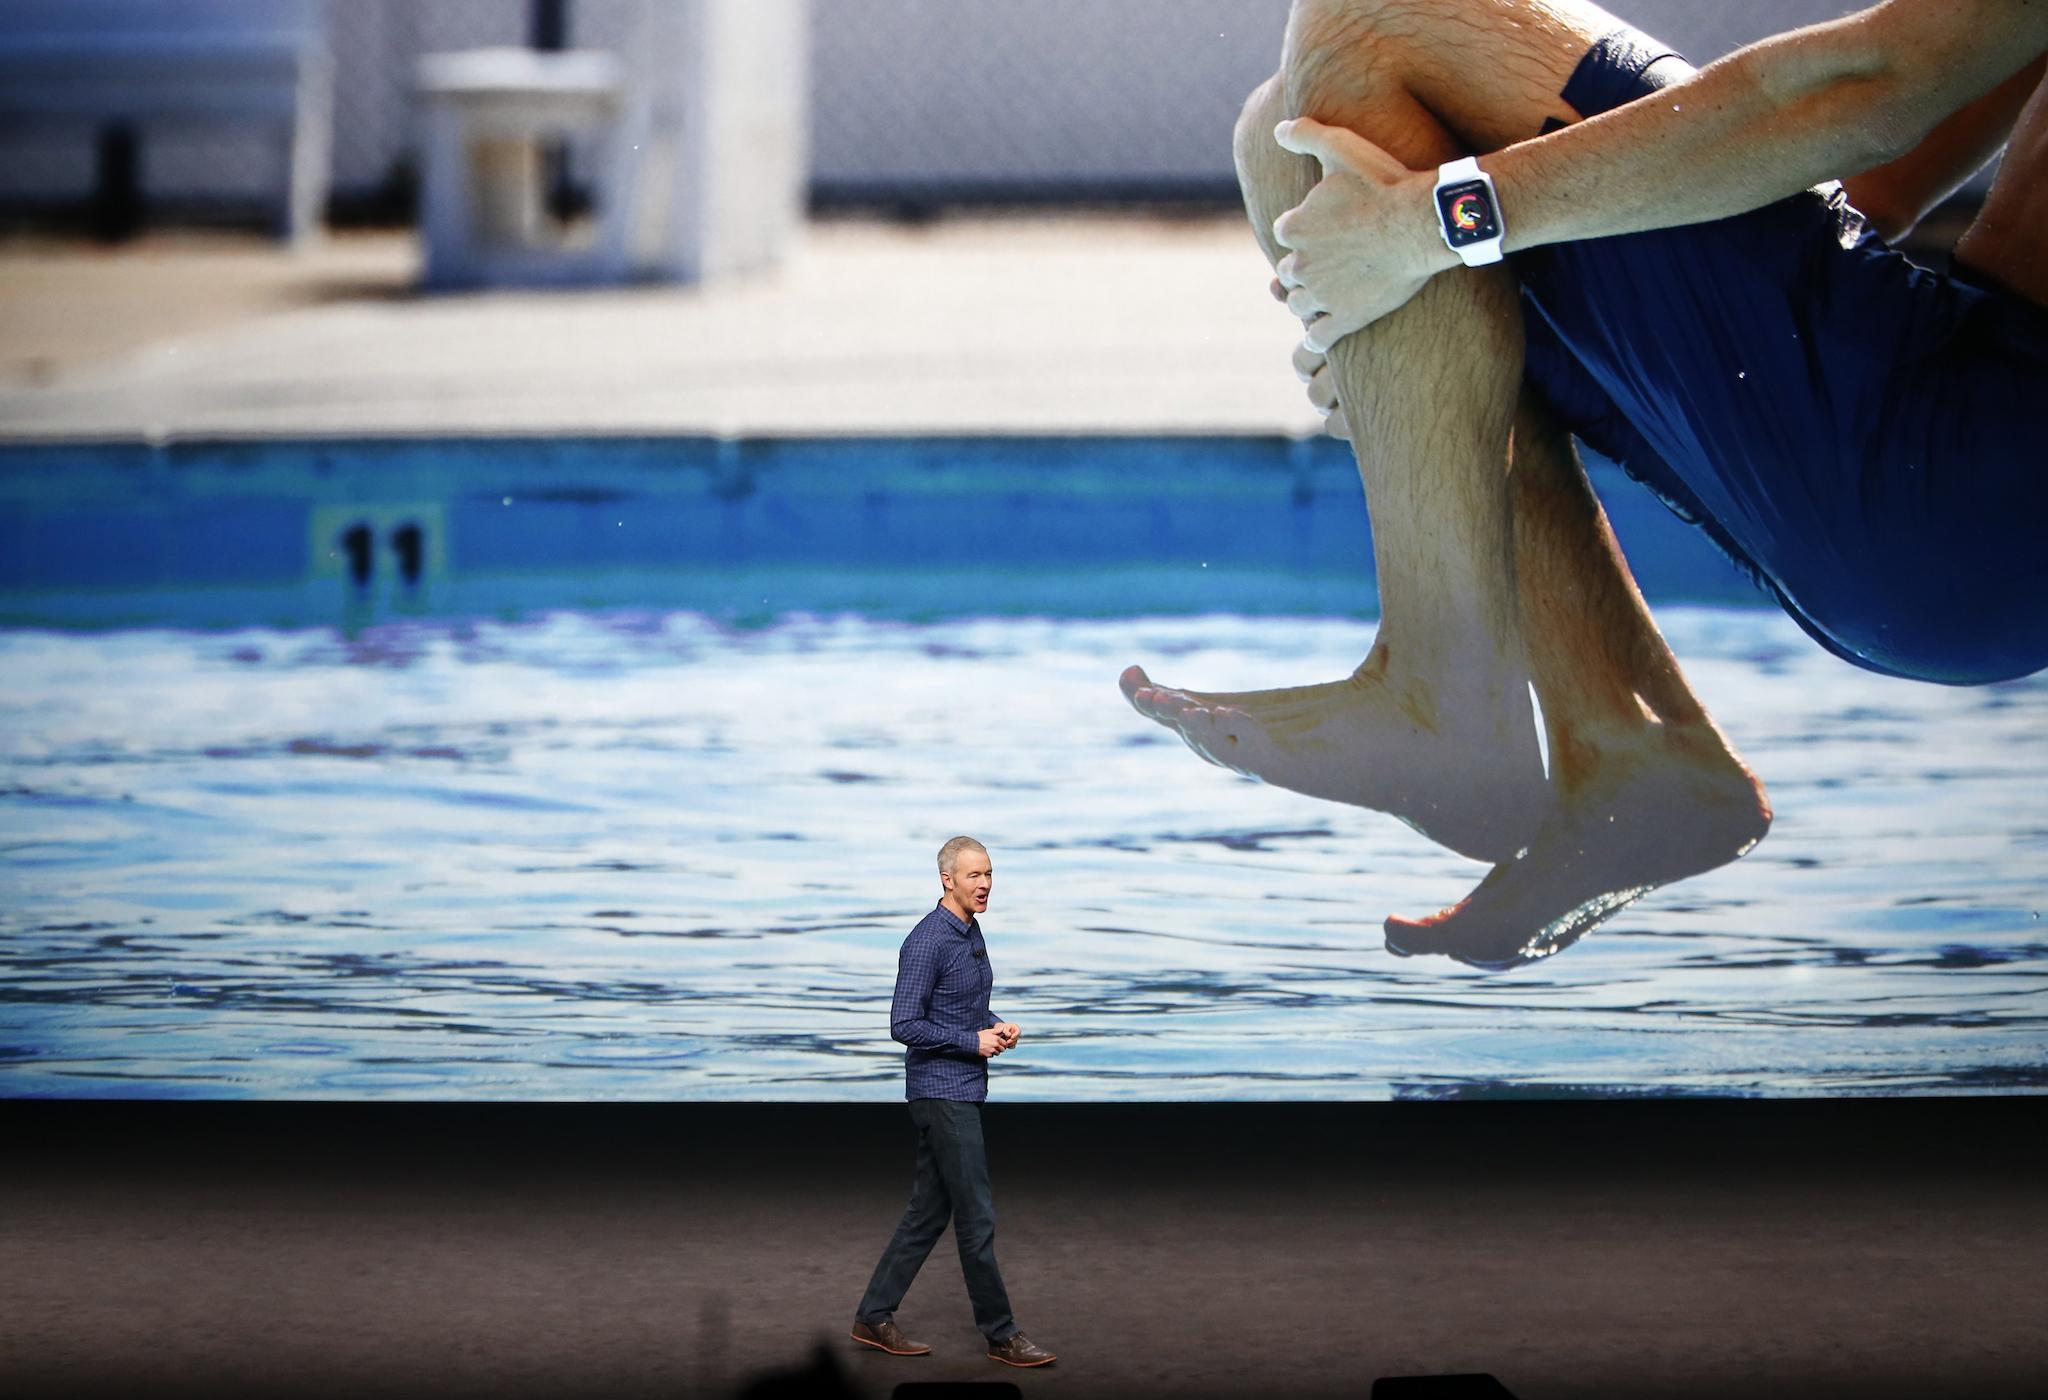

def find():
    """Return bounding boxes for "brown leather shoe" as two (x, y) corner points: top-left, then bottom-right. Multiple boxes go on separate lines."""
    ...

(987, 1331), (1057, 1367)
(849, 1319), (930, 1356)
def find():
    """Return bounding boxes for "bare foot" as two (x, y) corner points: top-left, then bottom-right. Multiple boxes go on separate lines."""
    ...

(1119, 652), (1549, 864)
(1384, 724), (1772, 970)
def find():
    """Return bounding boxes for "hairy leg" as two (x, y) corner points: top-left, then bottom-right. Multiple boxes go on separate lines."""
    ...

(1385, 393), (1771, 968)
(1953, 66), (2048, 310)
(1128, 0), (1769, 963)
(1123, 37), (1558, 865)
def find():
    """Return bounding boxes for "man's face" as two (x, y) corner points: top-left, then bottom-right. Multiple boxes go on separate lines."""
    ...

(943, 850), (993, 917)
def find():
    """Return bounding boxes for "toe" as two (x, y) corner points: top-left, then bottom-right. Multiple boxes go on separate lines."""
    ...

(1382, 905), (1468, 959)
(1118, 665), (1151, 703)
(1382, 914), (1431, 958)
(1126, 677), (1199, 727)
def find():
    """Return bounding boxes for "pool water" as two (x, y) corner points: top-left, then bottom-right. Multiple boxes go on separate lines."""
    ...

(5, 605), (2045, 1100)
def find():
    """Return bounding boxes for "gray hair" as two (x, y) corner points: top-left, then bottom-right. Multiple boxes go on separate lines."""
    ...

(936, 835), (987, 876)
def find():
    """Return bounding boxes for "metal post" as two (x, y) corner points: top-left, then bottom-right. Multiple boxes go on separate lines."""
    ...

(530, 0), (570, 51)
(93, 122), (144, 242)
(530, 0), (581, 222)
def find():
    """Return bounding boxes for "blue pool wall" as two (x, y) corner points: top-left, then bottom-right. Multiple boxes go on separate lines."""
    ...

(0, 435), (1763, 629)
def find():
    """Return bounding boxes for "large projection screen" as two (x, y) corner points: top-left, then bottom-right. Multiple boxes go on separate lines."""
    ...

(2, 0), (2042, 1101)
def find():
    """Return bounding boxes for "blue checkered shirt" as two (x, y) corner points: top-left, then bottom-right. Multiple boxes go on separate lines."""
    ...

(890, 902), (1002, 1102)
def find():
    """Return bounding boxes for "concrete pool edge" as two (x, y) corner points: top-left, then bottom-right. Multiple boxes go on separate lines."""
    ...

(0, 430), (1768, 629)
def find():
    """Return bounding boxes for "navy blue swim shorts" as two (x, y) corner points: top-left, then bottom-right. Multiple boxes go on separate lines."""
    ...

(1513, 28), (2048, 685)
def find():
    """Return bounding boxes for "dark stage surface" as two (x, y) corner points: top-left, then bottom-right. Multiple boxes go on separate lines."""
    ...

(3, 1099), (2043, 1400)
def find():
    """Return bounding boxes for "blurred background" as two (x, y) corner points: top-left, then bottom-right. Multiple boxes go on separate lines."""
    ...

(0, 0), (1975, 232)
(0, 0), (1971, 436)
(0, 0), (1990, 434)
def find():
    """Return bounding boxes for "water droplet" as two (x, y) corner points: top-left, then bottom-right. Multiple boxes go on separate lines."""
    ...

(1737, 370), (1747, 379)
(501, 496), (513, 505)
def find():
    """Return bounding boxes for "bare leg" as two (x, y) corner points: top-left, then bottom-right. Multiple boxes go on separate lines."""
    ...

(1953, 67), (2048, 310)
(1385, 393), (1771, 968)
(1125, 0), (1769, 964)
(1124, 43), (1554, 866)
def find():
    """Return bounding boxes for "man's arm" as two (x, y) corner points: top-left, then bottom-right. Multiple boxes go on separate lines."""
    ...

(1841, 55), (2045, 240)
(889, 935), (979, 1056)
(1491, 0), (2047, 249)
(1275, 0), (2048, 346)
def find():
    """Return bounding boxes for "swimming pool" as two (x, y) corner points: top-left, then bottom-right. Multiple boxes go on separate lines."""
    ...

(3, 437), (2044, 1099)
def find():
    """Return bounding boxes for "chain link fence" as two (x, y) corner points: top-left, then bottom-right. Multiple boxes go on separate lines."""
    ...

(0, 0), (1290, 224)
(1, 0), (1959, 228)
(808, 0), (1288, 203)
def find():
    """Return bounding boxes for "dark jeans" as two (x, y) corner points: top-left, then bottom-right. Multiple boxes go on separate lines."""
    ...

(855, 1097), (1016, 1342)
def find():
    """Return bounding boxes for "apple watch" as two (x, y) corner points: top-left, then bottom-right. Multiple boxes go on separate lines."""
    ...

(1433, 155), (1505, 266)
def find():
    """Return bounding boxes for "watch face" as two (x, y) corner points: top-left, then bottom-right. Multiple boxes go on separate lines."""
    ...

(1436, 178), (1500, 247)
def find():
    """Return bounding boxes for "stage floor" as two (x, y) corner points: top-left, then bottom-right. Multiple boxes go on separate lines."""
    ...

(3, 1100), (2043, 1400)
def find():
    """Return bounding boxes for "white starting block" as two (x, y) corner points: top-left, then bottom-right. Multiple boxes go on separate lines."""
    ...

(416, 47), (629, 289)
(415, 0), (809, 291)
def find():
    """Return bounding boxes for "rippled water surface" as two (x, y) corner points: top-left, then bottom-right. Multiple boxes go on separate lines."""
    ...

(4, 609), (2046, 1099)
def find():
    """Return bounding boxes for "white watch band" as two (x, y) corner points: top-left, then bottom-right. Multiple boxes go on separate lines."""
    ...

(1434, 155), (1505, 267)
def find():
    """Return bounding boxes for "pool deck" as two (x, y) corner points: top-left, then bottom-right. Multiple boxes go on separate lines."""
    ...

(0, 218), (1322, 441)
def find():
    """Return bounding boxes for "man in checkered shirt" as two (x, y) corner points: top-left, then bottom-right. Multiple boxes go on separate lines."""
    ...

(849, 836), (1057, 1370)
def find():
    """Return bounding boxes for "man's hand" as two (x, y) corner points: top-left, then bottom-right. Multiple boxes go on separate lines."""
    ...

(976, 1028), (1008, 1058)
(995, 1021), (1021, 1049)
(1272, 118), (1456, 351)
(1271, 277), (1351, 441)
